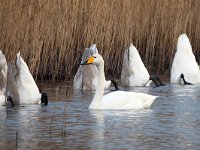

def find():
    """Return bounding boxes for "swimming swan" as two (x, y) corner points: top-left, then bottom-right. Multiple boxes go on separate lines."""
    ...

(170, 34), (200, 84)
(82, 53), (158, 109)
(121, 43), (163, 87)
(15, 52), (48, 105)
(74, 44), (111, 90)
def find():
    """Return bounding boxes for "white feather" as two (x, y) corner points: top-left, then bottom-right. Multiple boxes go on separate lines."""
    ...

(121, 43), (150, 86)
(0, 50), (7, 94)
(0, 51), (7, 106)
(170, 34), (200, 84)
(0, 91), (5, 106)
(88, 54), (158, 110)
(74, 44), (111, 90)
(15, 51), (41, 104)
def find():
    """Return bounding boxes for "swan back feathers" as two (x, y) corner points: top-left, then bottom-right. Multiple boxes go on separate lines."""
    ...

(170, 34), (200, 84)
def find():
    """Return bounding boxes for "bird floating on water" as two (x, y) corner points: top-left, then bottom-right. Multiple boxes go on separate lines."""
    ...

(82, 53), (158, 110)
(170, 34), (200, 85)
(121, 43), (164, 87)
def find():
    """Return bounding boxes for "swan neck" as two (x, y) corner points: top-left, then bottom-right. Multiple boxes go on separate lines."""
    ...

(93, 62), (105, 104)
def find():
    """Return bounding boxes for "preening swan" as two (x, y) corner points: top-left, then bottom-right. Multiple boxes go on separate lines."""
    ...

(15, 52), (48, 105)
(170, 34), (200, 84)
(74, 44), (111, 90)
(82, 53), (158, 110)
(121, 43), (164, 87)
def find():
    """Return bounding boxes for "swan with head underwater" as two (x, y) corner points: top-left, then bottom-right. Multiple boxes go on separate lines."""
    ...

(74, 44), (118, 90)
(170, 34), (200, 85)
(81, 53), (158, 109)
(121, 43), (164, 87)
(0, 50), (8, 106)
(0, 50), (17, 107)
(14, 51), (48, 105)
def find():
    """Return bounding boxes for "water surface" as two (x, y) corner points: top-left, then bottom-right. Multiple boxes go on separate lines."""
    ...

(0, 82), (200, 149)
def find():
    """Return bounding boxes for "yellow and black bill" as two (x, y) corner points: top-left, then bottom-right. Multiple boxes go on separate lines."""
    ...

(81, 56), (95, 65)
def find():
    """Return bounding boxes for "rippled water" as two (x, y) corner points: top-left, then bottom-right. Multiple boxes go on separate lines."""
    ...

(1, 81), (200, 149)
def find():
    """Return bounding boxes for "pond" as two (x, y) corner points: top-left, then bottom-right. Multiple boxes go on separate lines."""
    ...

(0, 81), (200, 149)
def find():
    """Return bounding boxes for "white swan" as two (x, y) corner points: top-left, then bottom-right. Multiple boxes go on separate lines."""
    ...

(6, 63), (20, 105)
(0, 51), (7, 106)
(82, 53), (158, 110)
(15, 52), (48, 105)
(0, 51), (7, 94)
(121, 43), (152, 86)
(170, 34), (200, 84)
(74, 44), (111, 90)
(0, 91), (5, 106)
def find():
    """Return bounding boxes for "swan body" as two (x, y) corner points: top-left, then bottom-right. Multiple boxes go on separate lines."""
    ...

(0, 91), (5, 106)
(82, 53), (158, 110)
(0, 51), (7, 106)
(6, 63), (20, 105)
(170, 34), (200, 84)
(0, 51), (8, 94)
(121, 43), (150, 86)
(90, 91), (156, 109)
(74, 44), (111, 90)
(15, 52), (42, 104)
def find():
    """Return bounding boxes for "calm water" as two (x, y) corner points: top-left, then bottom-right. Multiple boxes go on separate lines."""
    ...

(0, 81), (200, 150)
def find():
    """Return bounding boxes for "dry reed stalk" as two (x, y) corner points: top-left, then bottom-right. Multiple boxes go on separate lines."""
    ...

(55, 86), (60, 101)
(1, 0), (200, 80)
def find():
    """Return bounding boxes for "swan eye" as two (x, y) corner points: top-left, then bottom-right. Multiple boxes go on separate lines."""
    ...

(93, 56), (96, 58)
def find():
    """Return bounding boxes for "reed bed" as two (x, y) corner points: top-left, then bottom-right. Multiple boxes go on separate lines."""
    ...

(0, 0), (200, 80)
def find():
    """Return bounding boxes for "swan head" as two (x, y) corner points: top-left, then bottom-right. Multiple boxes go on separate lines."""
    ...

(41, 92), (48, 105)
(81, 44), (99, 63)
(81, 54), (103, 66)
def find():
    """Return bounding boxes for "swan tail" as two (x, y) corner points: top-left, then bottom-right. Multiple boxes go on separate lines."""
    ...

(144, 96), (158, 108)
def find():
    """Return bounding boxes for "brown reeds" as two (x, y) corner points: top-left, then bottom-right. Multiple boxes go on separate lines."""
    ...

(1, 0), (200, 80)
